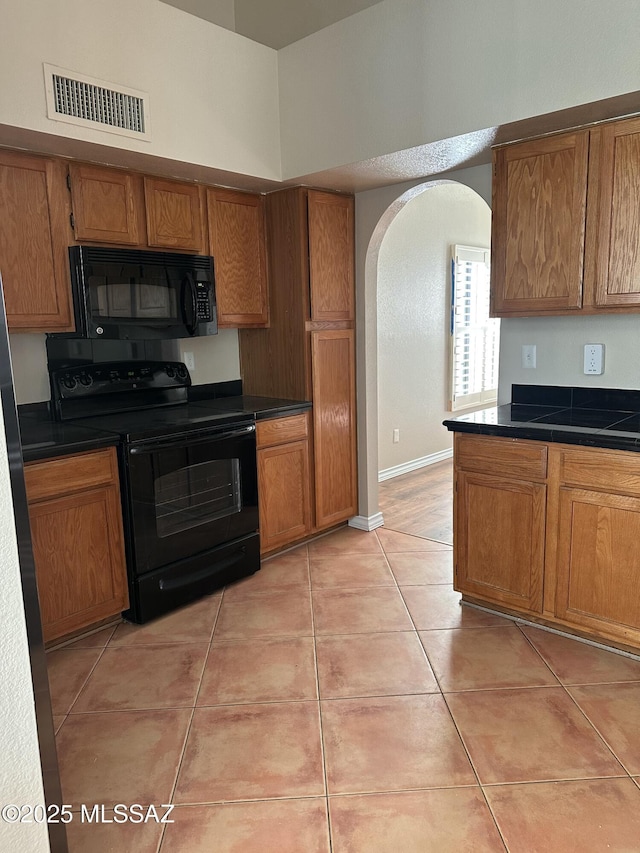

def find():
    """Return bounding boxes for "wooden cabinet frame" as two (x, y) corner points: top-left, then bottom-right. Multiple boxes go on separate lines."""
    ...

(491, 115), (640, 317)
(455, 434), (640, 651)
(0, 150), (74, 332)
(25, 448), (128, 643)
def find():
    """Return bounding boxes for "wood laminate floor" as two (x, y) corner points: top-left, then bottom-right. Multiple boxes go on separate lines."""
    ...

(378, 459), (453, 544)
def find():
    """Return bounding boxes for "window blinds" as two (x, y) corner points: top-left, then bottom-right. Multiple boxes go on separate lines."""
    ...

(449, 245), (500, 411)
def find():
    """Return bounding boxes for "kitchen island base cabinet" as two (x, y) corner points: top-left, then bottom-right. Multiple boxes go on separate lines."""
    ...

(25, 448), (128, 644)
(455, 471), (545, 613)
(555, 488), (640, 645)
(453, 434), (640, 651)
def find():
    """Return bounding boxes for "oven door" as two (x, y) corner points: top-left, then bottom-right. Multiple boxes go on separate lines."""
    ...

(125, 421), (258, 576)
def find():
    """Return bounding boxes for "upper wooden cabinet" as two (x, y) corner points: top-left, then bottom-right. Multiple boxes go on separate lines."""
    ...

(239, 187), (358, 532)
(588, 117), (640, 308)
(207, 187), (269, 327)
(492, 116), (640, 317)
(491, 130), (589, 315)
(308, 190), (355, 322)
(0, 150), (74, 332)
(144, 176), (206, 252)
(68, 163), (144, 245)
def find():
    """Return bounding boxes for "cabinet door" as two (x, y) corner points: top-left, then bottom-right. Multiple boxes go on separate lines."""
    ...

(311, 329), (357, 529)
(26, 448), (128, 643)
(207, 188), (268, 326)
(68, 163), (143, 245)
(589, 118), (640, 308)
(555, 487), (640, 645)
(0, 150), (73, 332)
(454, 470), (545, 612)
(30, 484), (128, 643)
(258, 439), (312, 553)
(308, 190), (354, 321)
(491, 131), (589, 315)
(144, 177), (205, 252)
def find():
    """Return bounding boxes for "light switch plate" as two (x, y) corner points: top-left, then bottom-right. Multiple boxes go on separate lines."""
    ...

(584, 343), (604, 375)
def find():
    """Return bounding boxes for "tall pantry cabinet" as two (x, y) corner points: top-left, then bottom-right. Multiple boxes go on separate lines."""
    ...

(239, 188), (358, 531)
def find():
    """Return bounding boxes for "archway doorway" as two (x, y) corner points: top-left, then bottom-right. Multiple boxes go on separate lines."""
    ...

(352, 176), (492, 539)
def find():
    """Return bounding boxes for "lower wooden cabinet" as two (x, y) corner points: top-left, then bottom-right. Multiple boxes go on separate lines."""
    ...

(24, 447), (128, 643)
(257, 413), (312, 554)
(454, 434), (640, 650)
(311, 329), (358, 530)
(455, 470), (545, 612)
(555, 487), (640, 643)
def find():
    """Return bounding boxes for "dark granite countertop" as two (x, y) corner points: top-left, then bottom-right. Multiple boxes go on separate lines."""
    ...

(18, 394), (312, 462)
(19, 410), (120, 463)
(190, 395), (312, 420)
(443, 385), (640, 453)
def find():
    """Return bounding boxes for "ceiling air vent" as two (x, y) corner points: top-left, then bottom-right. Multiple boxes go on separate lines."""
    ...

(43, 64), (151, 141)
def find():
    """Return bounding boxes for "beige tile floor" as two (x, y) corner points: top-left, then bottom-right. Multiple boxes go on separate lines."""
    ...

(48, 526), (640, 852)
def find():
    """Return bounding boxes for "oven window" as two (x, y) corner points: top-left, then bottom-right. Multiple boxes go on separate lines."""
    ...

(154, 459), (242, 537)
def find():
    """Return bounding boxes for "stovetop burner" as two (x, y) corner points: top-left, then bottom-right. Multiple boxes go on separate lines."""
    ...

(49, 359), (256, 442)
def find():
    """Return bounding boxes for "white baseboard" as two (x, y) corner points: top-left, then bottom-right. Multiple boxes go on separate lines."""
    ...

(378, 448), (453, 482)
(349, 512), (385, 532)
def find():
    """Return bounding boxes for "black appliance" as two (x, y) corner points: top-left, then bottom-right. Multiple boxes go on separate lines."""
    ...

(50, 360), (259, 623)
(65, 246), (217, 340)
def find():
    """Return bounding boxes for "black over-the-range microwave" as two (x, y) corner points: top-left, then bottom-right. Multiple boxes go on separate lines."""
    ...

(65, 246), (217, 340)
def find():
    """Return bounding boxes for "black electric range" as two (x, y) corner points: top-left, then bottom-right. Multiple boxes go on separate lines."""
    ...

(50, 360), (260, 623)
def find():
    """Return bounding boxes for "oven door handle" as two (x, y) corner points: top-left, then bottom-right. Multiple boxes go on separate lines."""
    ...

(128, 423), (256, 454)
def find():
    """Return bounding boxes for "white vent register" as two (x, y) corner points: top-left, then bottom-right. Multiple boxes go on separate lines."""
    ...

(44, 64), (150, 141)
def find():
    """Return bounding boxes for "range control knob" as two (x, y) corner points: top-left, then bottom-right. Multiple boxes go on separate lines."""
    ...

(79, 374), (93, 387)
(176, 365), (188, 379)
(61, 376), (77, 391)
(165, 366), (176, 378)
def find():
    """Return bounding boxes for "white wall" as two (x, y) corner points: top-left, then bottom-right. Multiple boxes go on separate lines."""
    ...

(9, 330), (242, 405)
(377, 183), (490, 474)
(355, 164), (491, 521)
(0, 0), (281, 181)
(278, 0), (640, 179)
(175, 330), (241, 387)
(498, 315), (640, 403)
(0, 401), (49, 853)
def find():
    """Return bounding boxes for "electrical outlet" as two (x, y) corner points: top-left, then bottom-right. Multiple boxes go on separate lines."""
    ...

(393, 429), (400, 443)
(521, 344), (537, 369)
(584, 343), (604, 375)
(183, 351), (195, 371)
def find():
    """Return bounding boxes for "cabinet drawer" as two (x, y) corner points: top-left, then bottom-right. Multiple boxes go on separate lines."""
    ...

(559, 446), (640, 496)
(25, 448), (117, 503)
(256, 413), (309, 448)
(455, 434), (548, 480)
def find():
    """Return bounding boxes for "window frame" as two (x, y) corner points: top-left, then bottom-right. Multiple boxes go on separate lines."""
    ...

(448, 244), (500, 412)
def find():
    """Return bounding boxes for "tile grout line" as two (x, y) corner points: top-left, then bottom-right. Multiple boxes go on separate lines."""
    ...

(56, 638), (113, 718)
(378, 528), (510, 852)
(308, 545), (335, 853)
(157, 593), (225, 852)
(516, 624), (635, 779)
